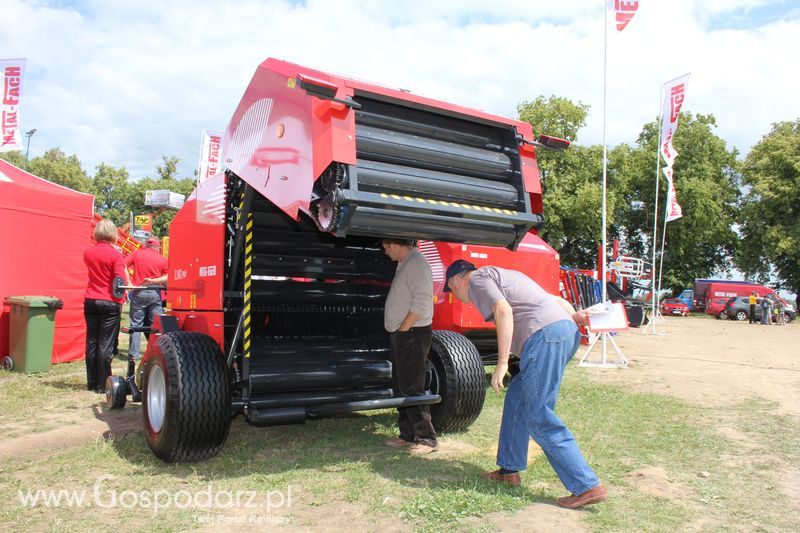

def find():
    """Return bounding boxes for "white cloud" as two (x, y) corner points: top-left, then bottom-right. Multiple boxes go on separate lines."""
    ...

(2, 0), (798, 179)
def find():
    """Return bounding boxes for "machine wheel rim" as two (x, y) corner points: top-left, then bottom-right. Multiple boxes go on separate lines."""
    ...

(147, 364), (166, 433)
(424, 359), (441, 396)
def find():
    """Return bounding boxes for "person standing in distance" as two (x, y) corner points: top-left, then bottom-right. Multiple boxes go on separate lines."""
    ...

(748, 291), (757, 324)
(124, 237), (168, 360)
(444, 259), (605, 509)
(382, 238), (437, 455)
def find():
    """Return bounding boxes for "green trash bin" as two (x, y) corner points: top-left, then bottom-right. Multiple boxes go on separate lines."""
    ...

(4, 296), (63, 374)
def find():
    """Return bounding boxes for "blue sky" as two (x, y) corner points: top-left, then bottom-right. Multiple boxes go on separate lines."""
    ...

(2, 0), (799, 180)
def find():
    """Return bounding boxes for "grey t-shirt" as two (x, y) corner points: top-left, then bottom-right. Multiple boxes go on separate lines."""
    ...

(468, 266), (570, 356)
(384, 248), (434, 332)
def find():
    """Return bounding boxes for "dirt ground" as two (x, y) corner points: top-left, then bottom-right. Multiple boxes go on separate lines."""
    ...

(2, 315), (797, 463)
(583, 315), (800, 416)
(2, 314), (797, 531)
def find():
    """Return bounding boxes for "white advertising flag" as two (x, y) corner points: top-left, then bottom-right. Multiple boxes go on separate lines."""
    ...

(0, 59), (26, 152)
(663, 167), (683, 222)
(659, 73), (690, 168)
(198, 129), (224, 182)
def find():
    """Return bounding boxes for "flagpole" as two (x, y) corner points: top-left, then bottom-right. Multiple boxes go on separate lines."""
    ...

(657, 176), (670, 306)
(645, 85), (663, 335)
(579, 0), (628, 369)
(600, 0), (609, 363)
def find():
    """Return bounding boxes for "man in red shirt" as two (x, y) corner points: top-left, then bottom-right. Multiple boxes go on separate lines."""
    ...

(124, 238), (168, 360)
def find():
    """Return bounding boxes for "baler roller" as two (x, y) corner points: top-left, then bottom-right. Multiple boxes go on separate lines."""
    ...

(356, 124), (512, 180)
(356, 160), (519, 208)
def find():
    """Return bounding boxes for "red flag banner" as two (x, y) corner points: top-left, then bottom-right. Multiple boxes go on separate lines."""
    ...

(0, 58), (26, 152)
(663, 167), (683, 222)
(615, 0), (639, 31)
(659, 73), (691, 169)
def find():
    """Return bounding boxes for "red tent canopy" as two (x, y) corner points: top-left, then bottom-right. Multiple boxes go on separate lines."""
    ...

(0, 159), (94, 364)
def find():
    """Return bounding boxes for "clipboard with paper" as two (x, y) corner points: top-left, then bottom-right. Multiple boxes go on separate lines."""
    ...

(583, 300), (629, 333)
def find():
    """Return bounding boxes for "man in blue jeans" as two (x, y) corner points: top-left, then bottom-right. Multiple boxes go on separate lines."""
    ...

(444, 260), (606, 509)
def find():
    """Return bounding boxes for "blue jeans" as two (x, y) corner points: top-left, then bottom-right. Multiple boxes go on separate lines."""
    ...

(127, 290), (163, 359)
(496, 319), (600, 495)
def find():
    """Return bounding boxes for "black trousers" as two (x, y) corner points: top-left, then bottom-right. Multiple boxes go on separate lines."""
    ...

(749, 304), (756, 323)
(84, 299), (121, 391)
(390, 326), (437, 446)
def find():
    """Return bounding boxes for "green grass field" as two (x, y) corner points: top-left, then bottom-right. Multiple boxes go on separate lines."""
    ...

(1, 359), (798, 531)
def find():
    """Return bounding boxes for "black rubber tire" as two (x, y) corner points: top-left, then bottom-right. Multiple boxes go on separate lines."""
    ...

(105, 375), (127, 409)
(142, 332), (231, 463)
(427, 330), (486, 433)
(1, 356), (13, 371)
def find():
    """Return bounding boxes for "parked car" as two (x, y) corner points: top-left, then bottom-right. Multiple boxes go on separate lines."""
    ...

(661, 298), (689, 316)
(707, 297), (732, 319)
(723, 297), (796, 323)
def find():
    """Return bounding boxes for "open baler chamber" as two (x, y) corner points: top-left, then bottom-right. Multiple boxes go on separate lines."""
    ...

(152, 59), (560, 462)
(216, 60), (551, 424)
(222, 59), (547, 250)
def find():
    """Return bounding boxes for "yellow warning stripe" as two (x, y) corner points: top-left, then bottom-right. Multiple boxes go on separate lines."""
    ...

(243, 211), (253, 359)
(378, 192), (518, 216)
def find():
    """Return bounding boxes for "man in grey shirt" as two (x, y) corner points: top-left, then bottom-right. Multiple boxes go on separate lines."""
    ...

(445, 260), (605, 509)
(382, 239), (437, 454)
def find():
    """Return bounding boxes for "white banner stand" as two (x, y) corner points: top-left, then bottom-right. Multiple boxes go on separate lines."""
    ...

(578, 332), (628, 368)
(577, 301), (629, 368)
(641, 306), (666, 335)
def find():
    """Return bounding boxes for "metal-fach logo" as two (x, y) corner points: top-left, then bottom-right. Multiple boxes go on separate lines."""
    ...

(17, 475), (296, 522)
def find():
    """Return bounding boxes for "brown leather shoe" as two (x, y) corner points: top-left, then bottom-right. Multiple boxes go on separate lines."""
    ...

(481, 469), (521, 487)
(409, 443), (439, 455)
(384, 437), (413, 448)
(557, 485), (607, 509)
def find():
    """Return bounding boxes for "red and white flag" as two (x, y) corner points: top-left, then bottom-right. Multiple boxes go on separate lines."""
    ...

(659, 73), (690, 169)
(614, 0), (639, 31)
(663, 167), (683, 222)
(0, 58), (26, 152)
(198, 129), (224, 182)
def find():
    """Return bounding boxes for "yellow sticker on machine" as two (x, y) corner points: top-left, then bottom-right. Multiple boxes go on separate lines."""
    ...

(378, 192), (516, 216)
(287, 77), (297, 89)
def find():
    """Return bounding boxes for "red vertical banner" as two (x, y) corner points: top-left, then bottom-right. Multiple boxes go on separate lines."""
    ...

(0, 59), (26, 152)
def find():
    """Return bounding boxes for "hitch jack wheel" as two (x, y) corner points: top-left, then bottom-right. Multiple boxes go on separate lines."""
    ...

(142, 332), (231, 463)
(1, 356), (12, 371)
(427, 331), (486, 433)
(105, 375), (127, 410)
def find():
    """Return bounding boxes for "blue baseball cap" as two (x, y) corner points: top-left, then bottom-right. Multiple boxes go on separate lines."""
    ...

(443, 260), (477, 292)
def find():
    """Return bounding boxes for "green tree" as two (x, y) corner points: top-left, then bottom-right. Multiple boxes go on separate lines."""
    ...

(156, 155), (180, 181)
(517, 95), (590, 142)
(27, 148), (93, 192)
(736, 119), (800, 298)
(517, 96), (626, 266)
(620, 113), (740, 293)
(0, 149), (26, 168)
(93, 163), (133, 226)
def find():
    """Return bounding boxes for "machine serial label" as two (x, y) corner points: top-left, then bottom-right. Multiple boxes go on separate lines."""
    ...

(174, 269), (188, 280)
(199, 266), (217, 277)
